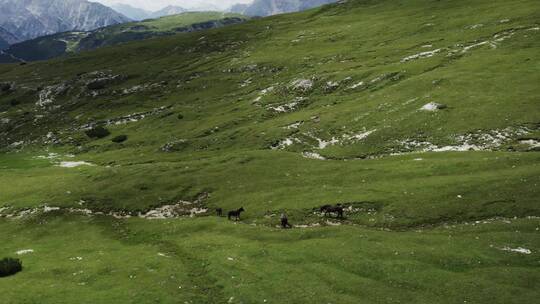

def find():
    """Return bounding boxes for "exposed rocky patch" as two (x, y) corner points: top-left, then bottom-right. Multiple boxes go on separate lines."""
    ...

(394, 126), (531, 153)
(161, 139), (189, 152)
(36, 83), (70, 107)
(272, 128), (377, 151)
(85, 73), (124, 90)
(289, 78), (314, 93)
(401, 49), (441, 62)
(79, 106), (171, 130)
(401, 26), (538, 64)
(0, 193), (209, 220)
(267, 97), (308, 113)
(118, 82), (165, 95)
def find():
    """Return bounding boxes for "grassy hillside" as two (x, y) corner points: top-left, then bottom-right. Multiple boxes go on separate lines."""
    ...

(1, 12), (248, 62)
(0, 0), (539, 302)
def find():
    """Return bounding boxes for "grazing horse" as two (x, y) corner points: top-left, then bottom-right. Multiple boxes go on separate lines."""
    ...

(280, 213), (292, 229)
(216, 208), (223, 217)
(320, 205), (344, 219)
(228, 207), (245, 221)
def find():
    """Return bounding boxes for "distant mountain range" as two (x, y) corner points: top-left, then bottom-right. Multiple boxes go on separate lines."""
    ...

(0, 12), (248, 62)
(0, 0), (129, 48)
(111, 4), (190, 21)
(0, 0), (341, 51)
(113, 0), (336, 21)
(0, 27), (18, 49)
(229, 0), (338, 16)
(110, 4), (232, 21)
(109, 3), (152, 21)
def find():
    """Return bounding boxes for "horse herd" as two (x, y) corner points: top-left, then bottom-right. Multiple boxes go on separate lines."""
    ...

(215, 204), (345, 223)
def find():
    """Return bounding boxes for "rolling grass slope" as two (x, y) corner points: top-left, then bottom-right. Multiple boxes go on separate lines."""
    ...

(0, 0), (539, 302)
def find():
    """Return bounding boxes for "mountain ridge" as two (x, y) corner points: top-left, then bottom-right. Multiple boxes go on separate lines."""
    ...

(0, 12), (249, 62)
(0, 0), (130, 44)
(110, 3), (152, 21)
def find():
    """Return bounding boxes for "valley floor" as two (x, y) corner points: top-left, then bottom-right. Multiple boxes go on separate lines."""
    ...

(0, 150), (539, 303)
(0, 214), (538, 304)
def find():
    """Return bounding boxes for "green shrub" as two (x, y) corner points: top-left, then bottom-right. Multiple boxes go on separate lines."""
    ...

(112, 135), (128, 143)
(0, 257), (22, 277)
(85, 126), (110, 139)
(177, 114), (184, 120)
(0, 82), (12, 92)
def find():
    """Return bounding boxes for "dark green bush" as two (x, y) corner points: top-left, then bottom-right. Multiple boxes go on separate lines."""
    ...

(0, 82), (12, 92)
(112, 135), (128, 143)
(0, 257), (22, 277)
(10, 99), (20, 106)
(85, 126), (110, 139)
(177, 114), (184, 120)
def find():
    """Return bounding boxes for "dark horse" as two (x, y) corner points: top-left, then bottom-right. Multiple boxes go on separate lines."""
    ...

(216, 208), (223, 217)
(320, 205), (344, 219)
(228, 207), (245, 221)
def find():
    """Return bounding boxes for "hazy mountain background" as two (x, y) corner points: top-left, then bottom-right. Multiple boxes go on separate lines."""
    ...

(109, 3), (152, 20)
(0, 0), (342, 49)
(95, 0), (248, 12)
(0, 12), (248, 62)
(109, 0), (340, 20)
(0, 0), (130, 47)
(229, 0), (338, 16)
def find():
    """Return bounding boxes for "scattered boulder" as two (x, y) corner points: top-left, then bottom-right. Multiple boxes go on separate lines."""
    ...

(85, 126), (110, 139)
(86, 74), (123, 90)
(290, 78), (314, 93)
(112, 135), (128, 143)
(324, 81), (340, 93)
(161, 139), (189, 152)
(36, 83), (70, 107)
(420, 102), (447, 111)
(0, 257), (22, 277)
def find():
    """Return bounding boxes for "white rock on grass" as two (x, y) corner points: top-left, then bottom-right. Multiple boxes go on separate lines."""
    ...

(10, 141), (24, 148)
(290, 79), (313, 92)
(432, 144), (480, 152)
(44, 206), (61, 212)
(469, 24), (484, 29)
(284, 121), (303, 130)
(268, 100), (303, 113)
(16, 249), (34, 255)
(420, 102), (447, 111)
(260, 86), (274, 95)
(348, 81), (364, 89)
(57, 161), (94, 168)
(520, 139), (540, 148)
(500, 247), (532, 254)
(317, 137), (340, 149)
(302, 152), (326, 160)
(271, 138), (295, 150)
(401, 49), (441, 62)
(344, 129), (377, 141)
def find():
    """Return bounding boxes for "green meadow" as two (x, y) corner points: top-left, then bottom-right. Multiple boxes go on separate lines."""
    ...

(0, 0), (539, 302)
